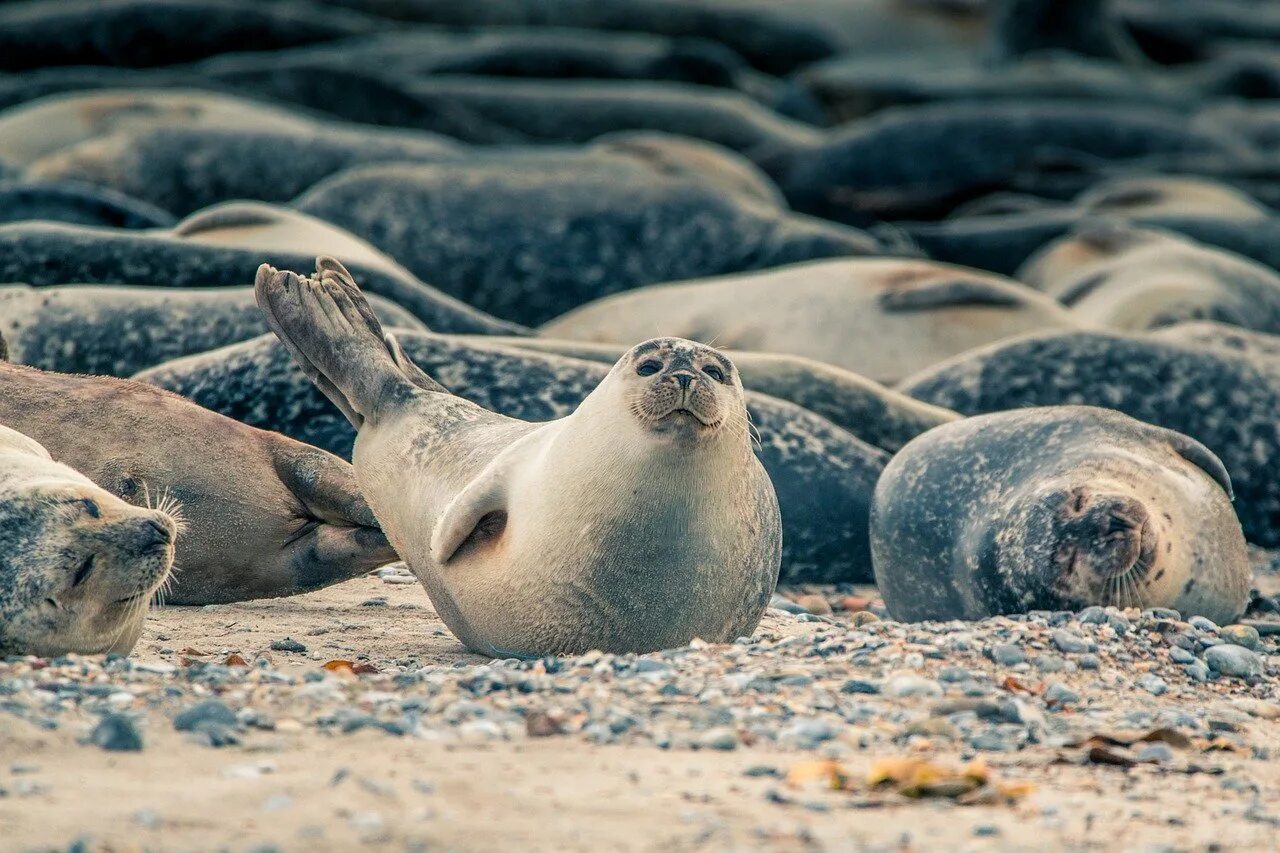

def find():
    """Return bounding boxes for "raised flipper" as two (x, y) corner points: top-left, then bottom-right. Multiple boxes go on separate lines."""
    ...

(430, 429), (544, 564)
(255, 255), (445, 429)
(879, 278), (1023, 312)
(1165, 430), (1234, 501)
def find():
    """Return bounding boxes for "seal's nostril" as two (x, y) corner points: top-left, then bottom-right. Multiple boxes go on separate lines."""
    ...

(143, 517), (173, 545)
(675, 373), (693, 390)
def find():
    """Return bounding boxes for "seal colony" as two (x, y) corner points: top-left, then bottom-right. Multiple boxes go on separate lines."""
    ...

(0, 0), (1276, 668)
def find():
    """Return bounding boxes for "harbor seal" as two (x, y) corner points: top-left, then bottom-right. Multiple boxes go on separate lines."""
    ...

(0, 361), (398, 605)
(898, 329), (1280, 547)
(540, 258), (1082, 384)
(1018, 224), (1280, 333)
(0, 283), (422, 377)
(872, 406), (1250, 625)
(0, 179), (174, 228)
(255, 257), (782, 656)
(137, 329), (885, 584)
(0, 422), (176, 657)
(293, 161), (894, 325)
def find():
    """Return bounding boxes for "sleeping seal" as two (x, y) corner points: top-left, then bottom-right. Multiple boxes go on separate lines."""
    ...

(872, 406), (1249, 624)
(0, 179), (174, 228)
(1019, 224), (1280, 333)
(0, 283), (423, 377)
(0, 422), (176, 657)
(899, 329), (1280, 547)
(255, 257), (782, 656)
(540, 258), (1082, 384)
(0, 361), (398, 605)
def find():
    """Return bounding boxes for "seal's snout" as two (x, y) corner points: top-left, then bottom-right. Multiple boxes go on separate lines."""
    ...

(1059, 490), (1152, 580)
(133, 513), (177, 552)
(672, 371), (695, 391)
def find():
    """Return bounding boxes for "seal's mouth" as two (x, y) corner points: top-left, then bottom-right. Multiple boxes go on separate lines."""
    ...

(656, 407), (720, 430)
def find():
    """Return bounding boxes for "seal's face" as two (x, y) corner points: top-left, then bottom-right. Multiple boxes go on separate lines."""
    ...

(616, 338), (745, 441)
(0, 482), (177, 657)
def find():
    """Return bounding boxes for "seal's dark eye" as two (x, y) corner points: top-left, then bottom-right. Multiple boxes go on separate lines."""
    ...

(636, 360), (662, 376)
(702, 365), (725, 383)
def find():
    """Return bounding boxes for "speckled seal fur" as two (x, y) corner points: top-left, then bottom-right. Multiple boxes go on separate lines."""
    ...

(899, 329), (1280, 547)
(0, 422), (176, 657)
(137, 327), (889, 585)
(0, 284), (422, 377)
(253, 257), (782, 657)
(872, 406), (1250, 624)
(0, 361), (397, 605)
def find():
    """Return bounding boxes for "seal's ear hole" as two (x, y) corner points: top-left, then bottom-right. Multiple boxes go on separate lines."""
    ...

(456, 511), (508, 559)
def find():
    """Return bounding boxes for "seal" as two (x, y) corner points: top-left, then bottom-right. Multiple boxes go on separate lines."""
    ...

(0, 218), (522, 334)
(451, 335), (959, 453)
(1070, 177), (1272, 221)
(0, 283), (423, 377)
(0, 178), (174, 228)
(1150, 321), (1280, 360)
(0, 421), (176, 657)
(0, 360), (398, 605)
(136, 326), (887, 585)
(1018, 223), (1280, 333)
(898, 329), (1280, 547)
(539, 258), (1082, 384)
(293, 161), (895, 326)
(871, 406), (1250, 625)
(255, 257), (782, 657)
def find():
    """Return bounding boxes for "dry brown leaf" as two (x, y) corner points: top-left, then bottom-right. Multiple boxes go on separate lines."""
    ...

(224, 653), (248, 667)
(786, 759), (852, 791)
(1000, 675), (1042, 695)
(180, 647), (208, 657)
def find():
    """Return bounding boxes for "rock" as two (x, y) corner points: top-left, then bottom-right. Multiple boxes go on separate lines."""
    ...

(173, 700), (238, 732)
(839, 679), (881, 695)
(988, 644), (1026, 666)
(793, 594), (832, 616)
(1169, 647), (1196, 665)
(1185, 661), (1211, 682)
(1189, 616), (1219, 632)
(883, 674), (943, 699)
(1221, 625), (1261, 651)
(270, 638), (307, 653)
(1044, 682), (1080, 705)
(850, 611), (881, 626)
(768, 594), (807, 615)
(699, 727), (739, 750)
(88, 714), (143, 752)
(1051, 630), (1088, 654)
(1136, 674), (1168, 695)
(1136, 742), (1176, 764)
(1205, 645), (1264, 679)
(1078, 654), (1100, 671)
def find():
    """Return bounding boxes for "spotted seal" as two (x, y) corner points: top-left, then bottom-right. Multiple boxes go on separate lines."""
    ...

(255, 257), (782, 656)
(0, 421), (176, 657)
(872, 406), (1250, 624)
(0, 361), (398, 605)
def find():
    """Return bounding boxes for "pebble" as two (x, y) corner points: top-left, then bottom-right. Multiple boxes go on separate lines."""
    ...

(1169, 647), (1196, 665)
(1220, 625), (1261, 651)
(1051, 630), (1089, 654)
(793, 594), (832, 616)
(699, 728), (739, 751)
(88, 714), (143, 752)
(1043, 682), (1080, 706)
(1136, 674), (1168, 696)
(1205, 645), (1264, 679)
(270, 638), (308, 653)
(173, 700), (238, 732)
(988, 644), (1026, 666)
(882, 674), (943, 699)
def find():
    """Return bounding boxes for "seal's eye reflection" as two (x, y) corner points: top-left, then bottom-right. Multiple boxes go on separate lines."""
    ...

(702, 365), (725, 383)
(636, 360), (662, 377)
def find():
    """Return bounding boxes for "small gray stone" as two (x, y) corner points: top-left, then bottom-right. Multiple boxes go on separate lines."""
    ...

(1044, 682), (1080, 705)
(1078, 606), (1108, 624)
(839, 679), (881, 695)
(270, 638), (307, 653)
(1052, 630), (1088, 654)
(174, 700), (238, 732)
(1189, 616), (1219, 632)
(700, 728), (739, 751)
(1205, 645), (1264, 679)
(883, 674), (943, 699)
(1221, 625), (1261, 651)
(1185, 661), (1211, 682)
(1169, 647), (1196, 665)
(988, 644), (1026, 666)
(1136, 742), (1175, 764)
(1078, 654), (1100, 670)
(89, 714), (143, 752)
(1137, 674), (1168, 696)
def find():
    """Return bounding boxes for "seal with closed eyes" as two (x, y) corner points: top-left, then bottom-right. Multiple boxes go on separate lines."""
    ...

(255, 257), (782, 657)
(871, 406), (1251, 625)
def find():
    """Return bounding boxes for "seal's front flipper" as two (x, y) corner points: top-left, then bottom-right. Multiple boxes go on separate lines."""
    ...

(879, 278), (1022, 312)
(287, 523), (399, 596)
(255, 256), (442, 428)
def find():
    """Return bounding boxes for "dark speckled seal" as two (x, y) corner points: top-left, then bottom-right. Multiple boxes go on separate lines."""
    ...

(136, 330), (889, 584)
(899, 329), (1280, 547)
(0, 179), (174, 228)
(872, 406), (1250, 624)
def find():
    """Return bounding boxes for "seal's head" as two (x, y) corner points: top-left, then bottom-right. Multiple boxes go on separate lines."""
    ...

(612, 338), (746, 443)
(0, 469), (177, 658)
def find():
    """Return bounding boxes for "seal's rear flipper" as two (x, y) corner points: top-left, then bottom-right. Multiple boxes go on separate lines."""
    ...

(255, 256), (443, 428)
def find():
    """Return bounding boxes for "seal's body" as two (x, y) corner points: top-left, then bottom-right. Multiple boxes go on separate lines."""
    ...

(256, 258), (782, 656)
(0, 362), (397, 604)
(0, 422), (176, 656)
(872, 407), (1250, 625)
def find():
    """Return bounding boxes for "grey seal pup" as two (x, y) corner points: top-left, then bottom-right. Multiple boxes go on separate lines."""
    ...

(1018, 224), (1280, 334)
(0, 283), (422, 377)
(872, 406), (1251, 625)
(255, 257), (782, 656)
(899, 329), (1280, 547)
(0, 361), (398, 605)
(540, 258), (1082, 384)
(0, 422), (176, 657)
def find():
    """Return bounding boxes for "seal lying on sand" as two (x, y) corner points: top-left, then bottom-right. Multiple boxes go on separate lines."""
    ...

(899, 329), (1280, 547)
(0, 179), (174, 228)
(255, 257), (782, 656)
(1019, 224), (1280, 333)
(137, 330), (886, 584)
(0, 283), (422, 377)
(0, 422), (176, 657)
(872, 406), (1251, 625)
(0, 361), (397, 605)
(540, 259), (1082, 384)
